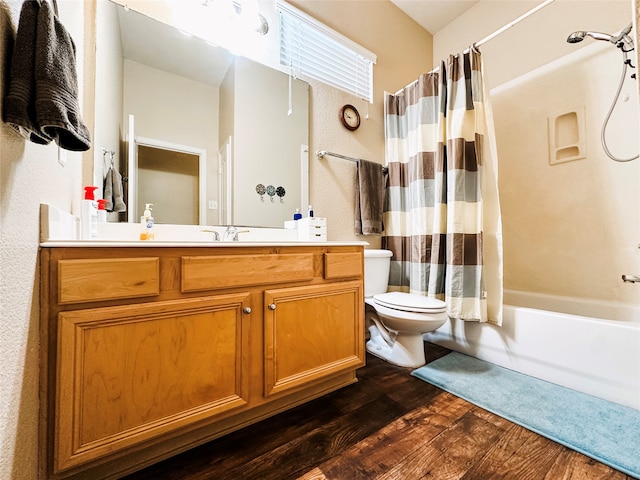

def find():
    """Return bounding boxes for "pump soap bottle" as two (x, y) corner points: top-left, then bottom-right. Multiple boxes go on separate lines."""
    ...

(140, 203), (155, 240)
(81, 186), (98, 239)
(97, 199), (108, 223)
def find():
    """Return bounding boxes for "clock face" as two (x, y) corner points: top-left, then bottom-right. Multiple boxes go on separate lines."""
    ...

(340, 104), (360, 131)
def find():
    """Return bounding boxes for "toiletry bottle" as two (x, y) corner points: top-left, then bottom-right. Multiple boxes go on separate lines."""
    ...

(308, 205), (314, 218)
(140, 203), (155, 240)
(81, 186), (98, 239)
(97, 199), (108, 223)
(293, 208), (302, 220)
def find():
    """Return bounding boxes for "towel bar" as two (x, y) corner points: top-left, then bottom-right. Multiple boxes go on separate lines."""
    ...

(317, 150), (387, 173)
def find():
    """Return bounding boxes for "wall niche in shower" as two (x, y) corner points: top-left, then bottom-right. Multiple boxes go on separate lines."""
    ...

(548, 106), (586, 165)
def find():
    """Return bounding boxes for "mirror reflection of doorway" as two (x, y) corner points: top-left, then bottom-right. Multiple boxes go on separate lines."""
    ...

(137, 145), (201, 225)
(218, 136), (232, 225)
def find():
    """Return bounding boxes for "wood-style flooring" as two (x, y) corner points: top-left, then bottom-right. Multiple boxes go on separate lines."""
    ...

(123, 344), (632, 480)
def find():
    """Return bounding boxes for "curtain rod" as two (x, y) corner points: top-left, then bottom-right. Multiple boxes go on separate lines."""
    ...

(395, 0), (555, 92)
(474, 0), (555, 48)
(316, 150), (387, 173)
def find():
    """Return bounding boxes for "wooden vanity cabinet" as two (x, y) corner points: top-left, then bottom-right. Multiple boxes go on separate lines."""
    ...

(40, 245), (364, 479)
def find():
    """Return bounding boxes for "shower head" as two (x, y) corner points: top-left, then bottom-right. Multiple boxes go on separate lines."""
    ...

(566, 30), (613, 44)
(567, 24), (634, 51)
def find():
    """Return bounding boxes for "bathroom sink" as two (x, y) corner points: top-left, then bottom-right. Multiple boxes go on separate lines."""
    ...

(40, 203), (350, 245)
(95, 223), (300, 243)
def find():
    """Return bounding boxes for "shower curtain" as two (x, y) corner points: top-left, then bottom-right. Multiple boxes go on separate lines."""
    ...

(382, 47), (503, 325)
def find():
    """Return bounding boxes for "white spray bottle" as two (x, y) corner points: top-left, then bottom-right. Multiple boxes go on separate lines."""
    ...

(81, 186), (98, 239)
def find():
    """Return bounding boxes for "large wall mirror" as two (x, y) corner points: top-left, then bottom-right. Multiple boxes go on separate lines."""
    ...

(94, 0), (309, 227)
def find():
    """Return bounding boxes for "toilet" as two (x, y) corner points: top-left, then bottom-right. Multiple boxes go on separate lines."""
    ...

(364, 249), (447, 368)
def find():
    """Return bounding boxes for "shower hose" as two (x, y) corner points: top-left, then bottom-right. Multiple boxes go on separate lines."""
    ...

(601, 49), (639, 162)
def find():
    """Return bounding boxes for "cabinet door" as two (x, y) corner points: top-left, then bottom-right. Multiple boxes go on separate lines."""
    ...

(264, 282), (364, 396)
(55, 294), (250, 472)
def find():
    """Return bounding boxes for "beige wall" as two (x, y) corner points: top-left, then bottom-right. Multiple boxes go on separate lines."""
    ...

(0, 1), (92, 478)
(123, 59), (219, 223)
(94, 0), (122, 210)
(288, 0), (433, 243)
(435, 0), (640, 306)
(232, 57), (307, 227)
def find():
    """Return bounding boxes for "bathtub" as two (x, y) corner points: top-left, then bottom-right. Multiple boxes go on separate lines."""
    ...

(423, 289), (640, 410)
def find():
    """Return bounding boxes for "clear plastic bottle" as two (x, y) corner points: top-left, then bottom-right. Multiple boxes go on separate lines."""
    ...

(140, 203), (155, 240)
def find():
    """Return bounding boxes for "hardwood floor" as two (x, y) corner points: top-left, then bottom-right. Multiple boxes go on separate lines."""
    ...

(123, 344), (632, 480)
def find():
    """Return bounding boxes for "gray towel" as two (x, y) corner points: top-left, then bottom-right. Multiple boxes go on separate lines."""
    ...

(104, 167), (126, 213)
(3, 0), (52, 145)
(34, 0), (91, 151)
(355, 159), (386, 235)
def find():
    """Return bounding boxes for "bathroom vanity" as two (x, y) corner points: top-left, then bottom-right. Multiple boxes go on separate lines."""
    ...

(39, 243), (364, 479)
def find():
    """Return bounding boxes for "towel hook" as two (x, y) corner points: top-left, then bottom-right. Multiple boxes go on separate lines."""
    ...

(102, 147), (116, 168)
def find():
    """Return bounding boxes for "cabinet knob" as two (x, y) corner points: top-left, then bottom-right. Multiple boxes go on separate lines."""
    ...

(243, 307), (252, 314)
(268, 303), (276, 310)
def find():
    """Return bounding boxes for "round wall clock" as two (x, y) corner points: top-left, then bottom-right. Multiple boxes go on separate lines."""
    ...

(339, 104), (361, 131)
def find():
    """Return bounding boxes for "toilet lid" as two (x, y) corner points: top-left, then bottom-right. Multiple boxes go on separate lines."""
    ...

(373, 292), (446, 313)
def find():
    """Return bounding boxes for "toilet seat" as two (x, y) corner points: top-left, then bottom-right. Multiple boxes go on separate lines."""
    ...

(372, 292), (446, 313)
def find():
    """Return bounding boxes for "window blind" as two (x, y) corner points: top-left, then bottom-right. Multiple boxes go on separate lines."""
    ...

(278, 0), (376, 103)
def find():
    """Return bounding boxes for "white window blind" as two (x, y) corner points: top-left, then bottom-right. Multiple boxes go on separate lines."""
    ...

(278, 0), (376, 103)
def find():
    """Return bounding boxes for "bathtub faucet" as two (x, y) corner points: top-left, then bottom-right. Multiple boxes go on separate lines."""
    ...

(621, 274), (640, 283)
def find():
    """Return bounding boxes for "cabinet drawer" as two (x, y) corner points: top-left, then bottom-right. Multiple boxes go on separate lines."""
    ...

(323, 252), (362, 279)
(58, 258), (159, 304)
(182, 254), (314, 292)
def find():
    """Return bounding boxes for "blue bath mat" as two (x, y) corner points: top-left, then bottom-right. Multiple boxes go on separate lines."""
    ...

(412, 352), (640, 478)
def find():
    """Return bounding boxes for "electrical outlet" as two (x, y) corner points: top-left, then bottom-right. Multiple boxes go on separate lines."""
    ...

(208, 200), (218, 210)
(57, 147), (67, 166)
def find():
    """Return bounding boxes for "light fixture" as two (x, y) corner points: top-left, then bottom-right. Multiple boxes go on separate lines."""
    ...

(235, 0), (269, 35)
(202, 0), (269, 35)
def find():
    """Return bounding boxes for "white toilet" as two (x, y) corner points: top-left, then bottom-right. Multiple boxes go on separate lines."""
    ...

(364, 249), (447, 368)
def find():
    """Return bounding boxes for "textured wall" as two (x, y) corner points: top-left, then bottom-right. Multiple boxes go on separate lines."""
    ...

(0, 1), (93, 479)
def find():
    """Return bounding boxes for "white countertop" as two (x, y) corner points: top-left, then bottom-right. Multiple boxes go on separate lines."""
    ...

(40, 240), (369, 248)
(39, 203), (369, 248)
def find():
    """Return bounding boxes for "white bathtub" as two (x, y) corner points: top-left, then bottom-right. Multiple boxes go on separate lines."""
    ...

(423, 289), (640, 410)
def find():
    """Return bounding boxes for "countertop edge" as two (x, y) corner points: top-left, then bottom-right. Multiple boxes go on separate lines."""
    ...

(40, 241), (370, 248)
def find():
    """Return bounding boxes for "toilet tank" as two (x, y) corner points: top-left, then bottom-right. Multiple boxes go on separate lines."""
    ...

(364, 249), (393, 298)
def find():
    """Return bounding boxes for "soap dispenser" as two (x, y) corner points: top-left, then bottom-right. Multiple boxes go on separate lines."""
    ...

(97, 199), (108, 223)
(140, 203), (155, 240)
(81, 186), (98, 239)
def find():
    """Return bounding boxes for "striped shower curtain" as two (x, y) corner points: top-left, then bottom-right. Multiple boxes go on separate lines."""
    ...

(382, 47), (503, 325)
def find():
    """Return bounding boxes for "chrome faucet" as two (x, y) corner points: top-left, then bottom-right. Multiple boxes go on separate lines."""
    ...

(223, 226), (249, 241)
(223, 226), (238, 241)
(201, 229), (220, 241)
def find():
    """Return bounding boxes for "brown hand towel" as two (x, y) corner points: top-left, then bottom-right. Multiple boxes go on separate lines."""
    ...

(3, 0), (52, 145)
(355, 159), (386, 235)
(34, 0), (91, 151)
